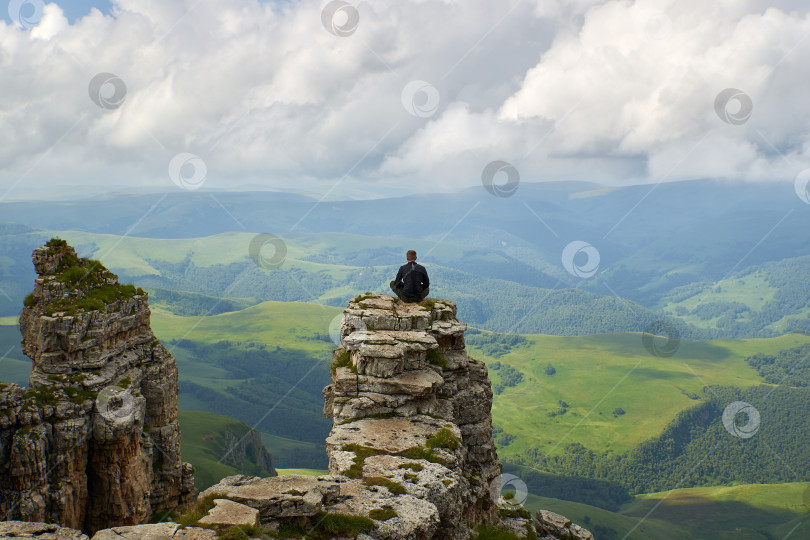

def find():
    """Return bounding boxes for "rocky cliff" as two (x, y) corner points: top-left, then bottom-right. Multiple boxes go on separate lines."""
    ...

(1, 279), (593, 539)
(0, 240), (195, 533)
(323, 294), (505, 536)
(191, 293), (538, 539)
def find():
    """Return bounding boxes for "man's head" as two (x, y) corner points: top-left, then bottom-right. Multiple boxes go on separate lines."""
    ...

(406, 250), (417, 262)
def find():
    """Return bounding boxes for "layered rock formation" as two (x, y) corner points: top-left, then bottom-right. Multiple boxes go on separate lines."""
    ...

(1, 280), (593, 539)
(323, 294), (503, 537)
(0, 240), (194, 533)
(193, 293), (535, 539)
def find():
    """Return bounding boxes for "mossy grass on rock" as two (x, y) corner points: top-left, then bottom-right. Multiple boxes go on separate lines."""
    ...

(25, 238), (144, 317)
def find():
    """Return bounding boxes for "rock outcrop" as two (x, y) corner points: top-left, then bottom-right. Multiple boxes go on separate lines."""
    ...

(221, 429), (276, 477)
(323, 294), (503, 537)
(0, 240), (195, 533)
(536, 510), (595, 540)
(195, 293), (535, 539)
(1, 281), (594, 540)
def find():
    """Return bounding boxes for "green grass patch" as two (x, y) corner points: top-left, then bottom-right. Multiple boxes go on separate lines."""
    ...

(311, 512), (374, 537)
(499, 507), (531, 520)
(217, 524), (266, 539)
(362, 477), (406, 495)
(426, 427), (460, 450)
(426, 349), (447, 368)
(330, 348), (354, 375)
(398, 446), (446, 465)
(368, 507), (397, 521)
(352, 293), (374, 303)
(398, 462), (423, 472)
(44, 284), (142, 316)
(340, 444), (381, 479)
(172, 493), (222, 528)
(275, 468), (328, 477)
(474, 525), (526, 540)
(63, 386), (97, 404)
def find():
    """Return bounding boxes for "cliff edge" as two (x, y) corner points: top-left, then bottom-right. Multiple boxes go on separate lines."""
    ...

(0, 240), (195, 533)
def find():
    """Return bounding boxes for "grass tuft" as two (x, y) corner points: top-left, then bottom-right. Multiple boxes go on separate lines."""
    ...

(363, 476), (407, 495)
(427, 349), (447, 368)
(426, 427), (460, 450)
(330, 348), (355, 375)
(311, 512), (374, 537)
(368, 507), (397, 521)
(398, 446), (447, 465)
(340, 444), (381, 479)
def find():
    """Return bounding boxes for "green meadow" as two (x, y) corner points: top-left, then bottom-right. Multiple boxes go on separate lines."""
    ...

(150, 301), (341, 353)
(524, 481), (810, 539)
(470, 331), (810, 458)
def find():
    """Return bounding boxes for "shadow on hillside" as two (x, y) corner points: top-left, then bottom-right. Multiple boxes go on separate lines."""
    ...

(622, 494), (803, 538)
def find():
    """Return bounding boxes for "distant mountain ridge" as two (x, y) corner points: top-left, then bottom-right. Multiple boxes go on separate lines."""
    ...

(1, 178), (809, 338)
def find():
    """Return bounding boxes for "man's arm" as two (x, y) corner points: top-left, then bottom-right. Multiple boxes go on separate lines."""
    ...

(394, 265), (405, 285)
(422, 266), (429, 287)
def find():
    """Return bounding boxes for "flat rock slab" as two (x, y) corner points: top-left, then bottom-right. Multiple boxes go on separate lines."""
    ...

(342, 294), (457, 334)
(326, 416), (461, 456)
(91, 523), (217, 539)
(334, 368), (444, 396)
(198, 498), (259, 527)
(0, 521), (89, 540)
(198, 475), (340, 519)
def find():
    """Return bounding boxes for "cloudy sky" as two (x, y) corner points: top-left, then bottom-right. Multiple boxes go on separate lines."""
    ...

(1, 0), (809, 200)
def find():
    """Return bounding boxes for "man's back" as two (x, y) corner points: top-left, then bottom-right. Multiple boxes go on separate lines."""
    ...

(395, 261), (429, 299)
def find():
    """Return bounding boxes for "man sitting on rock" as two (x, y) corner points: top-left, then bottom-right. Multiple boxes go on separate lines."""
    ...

(390, 250), (430, 303)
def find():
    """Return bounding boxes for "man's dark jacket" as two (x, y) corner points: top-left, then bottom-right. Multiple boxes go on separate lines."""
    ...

(394, 261), (430, 298)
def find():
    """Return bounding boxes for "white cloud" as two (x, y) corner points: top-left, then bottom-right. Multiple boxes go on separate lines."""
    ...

(0, 0), (808, 200)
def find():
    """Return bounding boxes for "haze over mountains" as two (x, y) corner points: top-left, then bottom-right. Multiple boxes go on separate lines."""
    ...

(2, 179), (809, 338)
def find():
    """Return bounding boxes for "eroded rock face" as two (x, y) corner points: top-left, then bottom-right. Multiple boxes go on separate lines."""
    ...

(321, 294), (503, 539)
(0, 241), (194, 533)
(1, 289), (594, 540)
